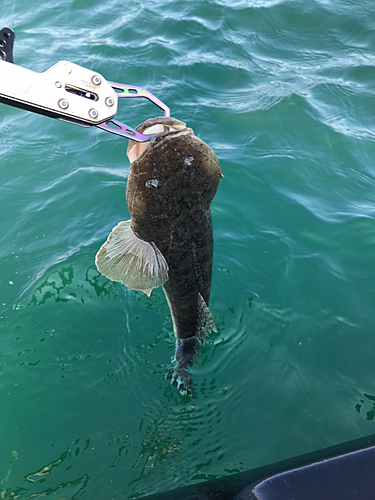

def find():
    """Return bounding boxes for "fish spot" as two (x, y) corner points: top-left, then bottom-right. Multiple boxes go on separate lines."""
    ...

(184, 155), (194, 166)
(145, 179), (159, 189)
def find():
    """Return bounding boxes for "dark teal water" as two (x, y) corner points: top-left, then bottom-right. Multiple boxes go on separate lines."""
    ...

(1, 0), (375, 498)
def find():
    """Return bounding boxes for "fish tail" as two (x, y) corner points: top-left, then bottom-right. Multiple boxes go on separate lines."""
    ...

(175, 293), (217, 368)
(167, 339), (196, 396)
(166, 294), (217, 396)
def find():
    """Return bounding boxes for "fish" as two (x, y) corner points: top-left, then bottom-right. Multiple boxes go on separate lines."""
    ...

(95, 116), (222, 395)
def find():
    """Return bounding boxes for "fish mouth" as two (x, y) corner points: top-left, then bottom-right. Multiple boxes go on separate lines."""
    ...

(127, 117), (194, 163)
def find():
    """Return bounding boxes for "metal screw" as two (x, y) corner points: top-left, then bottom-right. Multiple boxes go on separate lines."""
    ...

(92, 75), (101, 85)
(105, 97), (115, 107)
(58, 99), (69, 109)
(89, 108), (98, 119)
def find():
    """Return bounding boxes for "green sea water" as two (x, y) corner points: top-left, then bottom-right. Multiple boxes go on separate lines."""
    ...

(1, 0), (375, 498)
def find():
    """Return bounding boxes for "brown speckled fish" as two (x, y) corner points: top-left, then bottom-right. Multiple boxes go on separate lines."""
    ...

(96, 117), (222, 395)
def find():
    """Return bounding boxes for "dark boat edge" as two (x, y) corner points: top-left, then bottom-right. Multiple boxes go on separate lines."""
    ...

(139, 432), (375, 500)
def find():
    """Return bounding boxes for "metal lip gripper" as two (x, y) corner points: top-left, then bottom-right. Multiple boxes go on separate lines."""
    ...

(0, 27), (170, 142)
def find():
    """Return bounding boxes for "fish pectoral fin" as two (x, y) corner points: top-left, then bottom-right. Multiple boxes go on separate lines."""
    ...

(95, 220), (169, 295)
(197, 293), (218, 338)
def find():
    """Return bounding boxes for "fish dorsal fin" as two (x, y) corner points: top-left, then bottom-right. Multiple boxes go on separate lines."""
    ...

(197, 293), (218, 339)
(95, 220), (169, 296)
(191, 243), (204, 291)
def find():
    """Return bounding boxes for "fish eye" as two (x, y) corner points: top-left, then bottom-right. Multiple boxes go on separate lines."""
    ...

(145, 179), (159, 189)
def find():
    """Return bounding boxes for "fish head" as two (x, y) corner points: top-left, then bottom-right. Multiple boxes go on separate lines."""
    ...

(125, 116), (222, 226)
(126, 117), (194, 164)
(126, 117), (194, 222)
